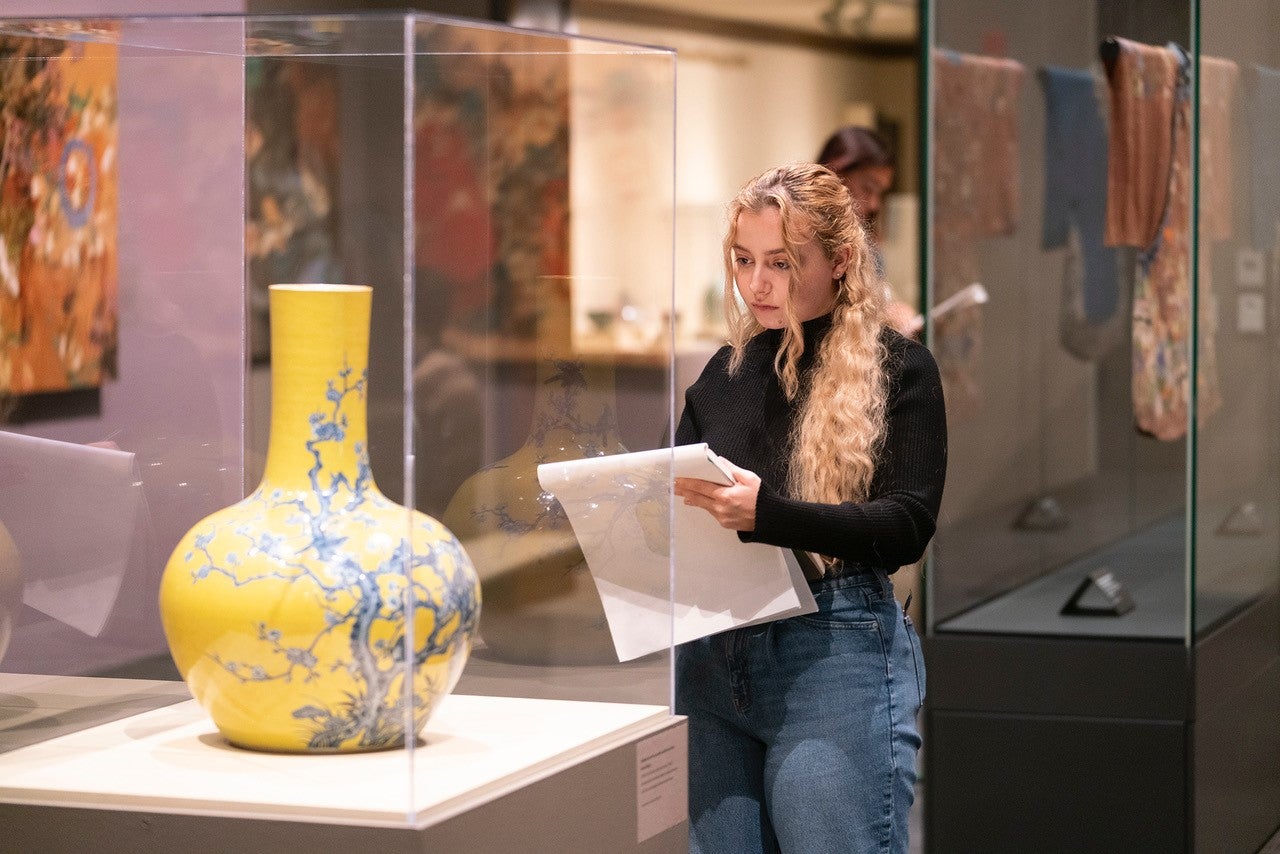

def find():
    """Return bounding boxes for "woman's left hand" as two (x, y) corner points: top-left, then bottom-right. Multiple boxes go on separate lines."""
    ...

(674, 460), (760, 532)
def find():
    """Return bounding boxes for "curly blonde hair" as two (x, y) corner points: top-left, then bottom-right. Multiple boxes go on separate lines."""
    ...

(722, 163), (889, 505)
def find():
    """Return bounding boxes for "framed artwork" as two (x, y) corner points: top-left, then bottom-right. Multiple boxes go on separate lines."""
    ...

(0, 36), (118, 396)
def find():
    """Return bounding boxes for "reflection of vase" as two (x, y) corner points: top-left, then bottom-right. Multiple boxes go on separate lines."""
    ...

(160, 285), (479, 753)
(444, 302), (624, 665)
(0, 521), (20, 664)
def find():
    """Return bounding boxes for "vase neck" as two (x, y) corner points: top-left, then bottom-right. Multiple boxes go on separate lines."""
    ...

(261, 285), (376, 493)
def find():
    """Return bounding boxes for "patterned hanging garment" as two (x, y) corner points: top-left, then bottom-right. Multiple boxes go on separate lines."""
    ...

(1102, 38), (1221, 441)
(932, 48), (1025, 420)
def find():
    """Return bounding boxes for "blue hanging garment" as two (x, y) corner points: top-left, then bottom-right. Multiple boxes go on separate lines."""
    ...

(1040, 65), (1120, 331)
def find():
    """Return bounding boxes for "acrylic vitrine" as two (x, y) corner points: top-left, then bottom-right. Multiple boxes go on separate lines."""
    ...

(922, 0), (1280, 850)
(0, 13), (683, 852)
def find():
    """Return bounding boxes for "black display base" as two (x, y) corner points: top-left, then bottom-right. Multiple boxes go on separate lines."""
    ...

(928, 711), (1186, 853)
(925, 591), (1280, 853)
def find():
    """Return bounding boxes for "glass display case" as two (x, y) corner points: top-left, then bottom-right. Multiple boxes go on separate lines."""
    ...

(923, 0), (1280, 850)
(0, 13), (682, 850)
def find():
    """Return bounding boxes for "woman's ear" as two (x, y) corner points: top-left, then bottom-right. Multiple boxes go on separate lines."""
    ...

(832, 246), (853, 280)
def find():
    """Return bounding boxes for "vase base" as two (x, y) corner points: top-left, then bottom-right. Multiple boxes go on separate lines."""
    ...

(219, 731), (417, 755)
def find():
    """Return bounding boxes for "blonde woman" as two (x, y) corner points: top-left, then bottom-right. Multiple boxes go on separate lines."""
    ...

(674, 163), (946, 854)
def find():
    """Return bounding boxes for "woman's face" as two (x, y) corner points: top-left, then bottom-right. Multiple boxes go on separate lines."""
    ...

(731, 206), (847, 328)
(839, 164), (894, 227)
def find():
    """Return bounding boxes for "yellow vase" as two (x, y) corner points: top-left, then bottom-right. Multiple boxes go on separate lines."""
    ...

(160, 284), (479, 753)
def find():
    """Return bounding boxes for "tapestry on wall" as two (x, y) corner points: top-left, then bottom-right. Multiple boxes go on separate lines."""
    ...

(0, 36), (118, 396)
(245, 55), (343, 364)
(413, 24), (571, 340)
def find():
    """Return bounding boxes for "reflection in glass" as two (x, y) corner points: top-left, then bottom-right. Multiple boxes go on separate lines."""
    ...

(443, 285), (627, 666)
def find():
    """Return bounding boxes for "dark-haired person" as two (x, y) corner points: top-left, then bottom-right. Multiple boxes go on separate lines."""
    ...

(817, 125), (920, 336)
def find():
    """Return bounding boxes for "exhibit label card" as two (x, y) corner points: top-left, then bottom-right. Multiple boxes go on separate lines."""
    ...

(636, 724), (686, 843)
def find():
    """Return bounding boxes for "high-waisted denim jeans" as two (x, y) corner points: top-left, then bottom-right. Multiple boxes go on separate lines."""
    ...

(676, 568), (925, 854)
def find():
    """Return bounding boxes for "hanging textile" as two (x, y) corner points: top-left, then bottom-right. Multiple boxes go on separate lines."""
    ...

(1194, 55), (1239, 447)
(932, 48), (1025, 418)
(1199, 56), (1239, 243)
(1040, 65), (1122, 360)
(1102, 37), (1221, 441)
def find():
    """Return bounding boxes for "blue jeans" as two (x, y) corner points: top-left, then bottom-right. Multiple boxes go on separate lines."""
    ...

(676, 569), (925, 854)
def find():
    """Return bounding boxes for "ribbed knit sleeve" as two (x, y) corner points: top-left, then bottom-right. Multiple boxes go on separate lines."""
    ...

(675, 321), (947, 571)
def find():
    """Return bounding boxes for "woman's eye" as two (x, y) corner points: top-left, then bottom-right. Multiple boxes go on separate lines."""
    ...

(734, 256), (751, 266)
(773, 260), (789, 270)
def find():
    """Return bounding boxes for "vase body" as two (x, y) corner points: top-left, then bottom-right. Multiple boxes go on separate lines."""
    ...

(160, 284), (479, 753)
(444, 298), (624, 665)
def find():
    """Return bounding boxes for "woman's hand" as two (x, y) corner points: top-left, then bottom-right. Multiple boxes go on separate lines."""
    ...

(674, 459), (760, 532)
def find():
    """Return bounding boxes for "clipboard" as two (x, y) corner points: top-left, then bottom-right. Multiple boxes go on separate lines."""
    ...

(537, 443), (817, 661)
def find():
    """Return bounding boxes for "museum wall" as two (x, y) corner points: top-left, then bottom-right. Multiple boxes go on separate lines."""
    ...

(570, 11), (919, 350)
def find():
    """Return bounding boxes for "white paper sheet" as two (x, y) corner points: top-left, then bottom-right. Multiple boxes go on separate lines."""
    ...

(538, 444), (817, 661)
(0, 432), (143, 636)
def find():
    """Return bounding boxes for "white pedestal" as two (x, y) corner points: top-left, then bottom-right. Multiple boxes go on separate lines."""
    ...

(0, 676), (687, 853)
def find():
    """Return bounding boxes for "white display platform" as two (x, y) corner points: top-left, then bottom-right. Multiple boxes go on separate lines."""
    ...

(0, 682), (671, 829)
(0, 673), (191, 754)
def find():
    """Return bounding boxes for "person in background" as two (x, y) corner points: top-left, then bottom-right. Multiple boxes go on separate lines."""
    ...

(817, 125), (921, 336)
(674, 163), (947, 853)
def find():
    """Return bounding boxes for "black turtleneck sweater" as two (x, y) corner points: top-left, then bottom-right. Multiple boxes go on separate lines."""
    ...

(674, 314), (947, 570)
